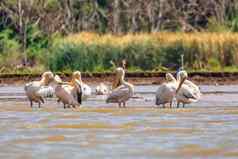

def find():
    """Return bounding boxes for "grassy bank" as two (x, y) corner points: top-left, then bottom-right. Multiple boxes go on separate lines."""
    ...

(48, 32), (238, 72)
(2, 32), (238, 74)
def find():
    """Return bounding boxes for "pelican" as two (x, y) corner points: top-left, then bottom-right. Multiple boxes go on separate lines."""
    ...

(106, 67), (134, 108)
(176, 70), (200, 108)
(96, 83), (110, 95)
(155, 73), (177, 108)
(177, 70), (201, 99)
(24, 71), (55, 108)
(155, 72), (187, 108)
(70, 71), (91, 100)
(54, 75), (82, 108)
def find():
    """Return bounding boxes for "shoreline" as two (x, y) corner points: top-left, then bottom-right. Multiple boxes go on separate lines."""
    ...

(1, 72), (238, 85)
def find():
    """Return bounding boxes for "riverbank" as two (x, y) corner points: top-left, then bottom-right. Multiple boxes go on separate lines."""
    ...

(1, 72), (238, 85)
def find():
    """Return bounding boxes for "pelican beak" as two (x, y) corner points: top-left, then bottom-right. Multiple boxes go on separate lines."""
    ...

(176, 77), (186, 93)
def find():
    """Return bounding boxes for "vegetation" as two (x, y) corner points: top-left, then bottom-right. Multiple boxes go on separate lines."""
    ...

(47, 32), (238, 72)
(1, 0), (238, 73)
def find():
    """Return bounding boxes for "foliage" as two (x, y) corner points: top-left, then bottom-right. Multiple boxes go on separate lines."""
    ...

(47, 32), (238, 72)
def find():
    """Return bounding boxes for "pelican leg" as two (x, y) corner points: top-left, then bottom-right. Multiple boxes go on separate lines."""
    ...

(30, 101), (33, 108)
(118, 103), (121, 108)
(63, 104), (66, 109)
(183, 103), (185, 108)
(40, 97), (44, 104)
(38, 102), (41, 108)
(177, 102), (180, 108)
(123, 102), (126, 108)
(170, 102), (172, 108)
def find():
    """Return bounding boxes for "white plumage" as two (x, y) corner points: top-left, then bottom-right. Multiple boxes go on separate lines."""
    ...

(24, 71), (55, 108)
(176, 70), (201, 107)
(70, 71), (92, 100)
(96, 83), (110, 95)
(54, 75), (82, 108)
(106, 67), (134, 108)
(155, 73), (177, 108)
(155, 71), (196, 108)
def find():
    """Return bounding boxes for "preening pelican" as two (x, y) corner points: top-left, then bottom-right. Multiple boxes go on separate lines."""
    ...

(176, 70), (200, 107)
(96, 83), (110, 95)
(106, 67), (134, 108)
(70, 71), (91, 100)
(54, 75), (82, 108)
(24, 71), (55, 108)
(177, 70), (201, 99)
(155, 73), (177, 108)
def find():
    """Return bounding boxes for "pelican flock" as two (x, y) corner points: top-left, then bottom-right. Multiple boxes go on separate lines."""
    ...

(155, 70), (201, 108)
(24, 67), (200, 109)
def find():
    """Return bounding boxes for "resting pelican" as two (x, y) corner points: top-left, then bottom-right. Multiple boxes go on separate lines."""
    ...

(24, 71), (55, 108)
(155, 73), (177, 108)
(70, 71), (91, 100)
(96, 83), (110, 95)
(106, 67), (134, 108)
(54, 75), (82, 108)
(177, 70), (201, 99)
(176, 70), (200, 108)
(155, 72), (187, 108)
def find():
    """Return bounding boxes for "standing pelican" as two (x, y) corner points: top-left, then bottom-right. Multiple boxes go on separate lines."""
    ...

(54, 75), (82, 109)
(96, 83), (110, 95)
(155, 71), (187, 108)
(155, 73), (177, 108)
(70, 71), (91, 100)
(24, 71), (55, 108)
(106, 67), (134, 108)
(177, 70), (201, 99)
(176, 70), (200, 108)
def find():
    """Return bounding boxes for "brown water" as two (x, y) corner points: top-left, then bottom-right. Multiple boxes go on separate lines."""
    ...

(0, 85), (238, 159)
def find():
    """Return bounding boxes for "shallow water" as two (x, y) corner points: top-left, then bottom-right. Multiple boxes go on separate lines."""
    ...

(0, 85), (238, 159)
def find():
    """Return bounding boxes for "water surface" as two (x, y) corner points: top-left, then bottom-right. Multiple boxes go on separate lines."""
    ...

(0, 85), (238, 159)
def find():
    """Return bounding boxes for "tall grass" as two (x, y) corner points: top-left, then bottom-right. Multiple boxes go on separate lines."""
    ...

(48, 32), (238, 72)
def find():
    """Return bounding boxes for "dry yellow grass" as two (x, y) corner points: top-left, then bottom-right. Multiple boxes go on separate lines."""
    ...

(65, 32), (238, 47)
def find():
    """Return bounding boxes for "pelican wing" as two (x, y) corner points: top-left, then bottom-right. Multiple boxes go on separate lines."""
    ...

(55, 85), (79, 106)
(81, 83), (91, 99)
(177, 85), (198, 103)
(106, 88), (130, 103)
(184, 80), (201, 98)
(37, 86), (54, 98)
(155, 83), (176, 105)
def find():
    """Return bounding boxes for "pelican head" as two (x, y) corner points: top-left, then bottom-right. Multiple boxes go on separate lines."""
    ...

(176, 70), (188, 93)
(72, 71), (82, 81)
(41, 71), (54, 85)
(165, 73), (176, 82)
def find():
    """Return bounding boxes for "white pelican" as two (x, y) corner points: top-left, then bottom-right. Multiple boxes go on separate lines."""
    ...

(155, 73), (177, 108)
(24, 71), (55, 108)
(95, 83), (110, 95)
(155, 72), (188, 108)
(54, 75), (82, 108)
(176, 70), (200, 108)
(106, 67), (134, 108)
(70, 71), (91, 100)
(177, 70), (201, 99)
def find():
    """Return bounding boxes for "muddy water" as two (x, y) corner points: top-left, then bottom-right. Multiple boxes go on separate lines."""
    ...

(0, 85), (238, 158)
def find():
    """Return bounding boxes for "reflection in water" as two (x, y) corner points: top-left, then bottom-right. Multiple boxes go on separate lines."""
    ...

(0, 85), (238, 158)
